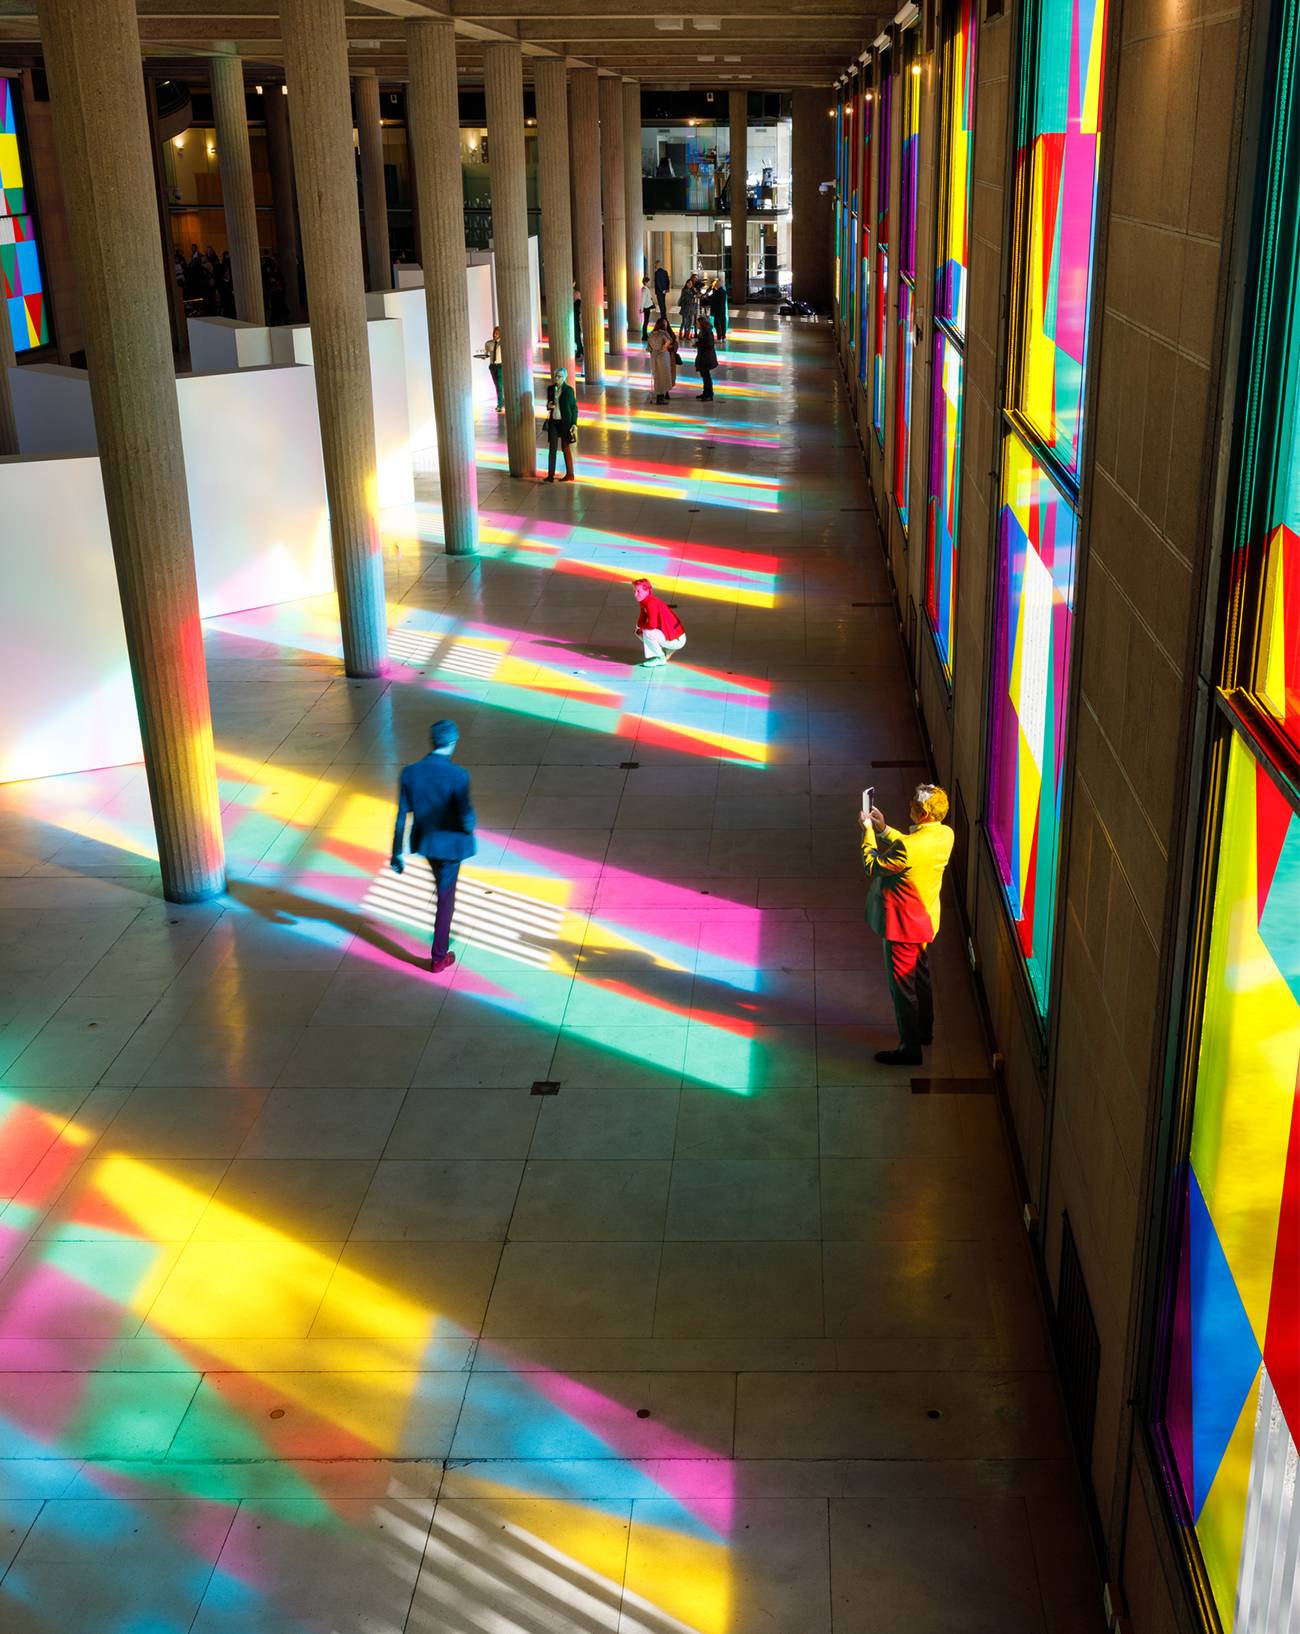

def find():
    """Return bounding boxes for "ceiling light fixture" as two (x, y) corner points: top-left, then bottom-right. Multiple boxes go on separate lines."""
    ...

(653, 16), (685, 29)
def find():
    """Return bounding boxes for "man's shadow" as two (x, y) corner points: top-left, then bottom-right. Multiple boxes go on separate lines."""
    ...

(226, 874), (435, 975)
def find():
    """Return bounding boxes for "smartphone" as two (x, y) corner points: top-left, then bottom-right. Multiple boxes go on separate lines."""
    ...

(862, 786), (874, 818)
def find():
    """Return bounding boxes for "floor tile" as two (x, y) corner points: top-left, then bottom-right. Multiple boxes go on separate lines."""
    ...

(349, 1159), (523, 1241)
(653, 1241), (823, 1337)
(483, 1242), (661, 1337)
(509, 1159), (671, 1240)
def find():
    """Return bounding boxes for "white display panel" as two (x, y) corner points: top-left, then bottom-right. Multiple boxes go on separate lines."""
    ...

(269, 316), (415, 509)
(186, 317), (274, 374)
(0, 455), (141, 783)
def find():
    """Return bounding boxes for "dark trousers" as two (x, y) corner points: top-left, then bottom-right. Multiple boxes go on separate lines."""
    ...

(546, 423), (574, 479)
(488, 362), (502, 407)
(698, 368), (714, 400)
(883, 940), (933, 1053)
(427, 857), (461, 959)
(641, 310), (651, 342)
(656, 289), (668, 317)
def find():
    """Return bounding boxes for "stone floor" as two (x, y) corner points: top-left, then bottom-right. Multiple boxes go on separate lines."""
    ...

(0, 314), (1102, 1631)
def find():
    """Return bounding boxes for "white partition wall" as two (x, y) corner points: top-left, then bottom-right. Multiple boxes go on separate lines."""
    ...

(528, 233), (542, 348)
(175, 367), (332, 616)
(9, 364), (334, 621)
(0, 455), (141, 783)
(270, 316), (415, 508)
(187, 317), (274, 373)
(367, 286), (437, 468)
(467, 261), (498, 406)
(8, 365), (97, 456)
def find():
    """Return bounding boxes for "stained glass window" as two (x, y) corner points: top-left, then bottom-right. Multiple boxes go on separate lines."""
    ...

(935, 0), (976, 337)
(927, 328), (963, 675)
(986, 433), (1077, 1013)
(1007, 0), (1108, 483)
(858, 73), (873, 384)
(985, 0), (1108, 1017)
(893, 34), (921, 531)
(1153, 5), (1300, 1624)
(926, 0), (976, 681)
(1, 76), (48, 354)
(872, 56), (892, 447)
(1158, 733), (1299, 1630)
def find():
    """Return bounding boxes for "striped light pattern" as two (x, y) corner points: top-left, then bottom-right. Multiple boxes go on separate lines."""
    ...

(1161, 733), (1300, 1632)
(872, 59), (893, 447)
(926, 0), (977, 681)
(1, 77), (47, 353)
(926, 328), (963, 676)
(1009, 0), (1109, 480)
(986, 432), (1077, 1014)
(892, 35), (921, 530)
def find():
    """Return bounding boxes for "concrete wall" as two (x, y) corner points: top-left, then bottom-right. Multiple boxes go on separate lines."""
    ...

(831, 0), (1257, 1627)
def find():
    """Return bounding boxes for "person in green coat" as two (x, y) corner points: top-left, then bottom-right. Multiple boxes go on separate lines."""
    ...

(544, 366), (578, 483)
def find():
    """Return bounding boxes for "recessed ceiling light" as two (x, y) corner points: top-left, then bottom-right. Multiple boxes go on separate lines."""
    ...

(696, 54), (716, 62)
(692, 16), (722, 28)
(653, 16), (685, 29)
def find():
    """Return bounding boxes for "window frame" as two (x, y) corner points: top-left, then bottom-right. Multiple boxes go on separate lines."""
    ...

(924, 0), (978, 685)
(980, 0), (1112, 1029)
(1144, 0), (1300, 1621)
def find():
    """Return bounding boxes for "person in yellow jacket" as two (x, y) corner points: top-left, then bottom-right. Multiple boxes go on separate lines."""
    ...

(860, 783), (955, 1066)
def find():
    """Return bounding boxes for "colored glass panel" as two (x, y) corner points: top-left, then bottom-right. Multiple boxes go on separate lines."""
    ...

(986, 431), (1078, 1013)
(898, 42), (920, 283)
(936, 0), (977, 336)
(1, 76), (47, 354)
(872, 61), (892, 448)
(873, 246), (889, 444)
(1008, 0), (1108, 481)
(1160, 733), (1300, 1629)
(893, 280), (915, 529)
(1249, 219), (1300, 755)
(926, 328), (963, 677)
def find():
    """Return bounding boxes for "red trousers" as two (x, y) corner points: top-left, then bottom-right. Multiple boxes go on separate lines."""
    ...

(883, 940), (933, 1053)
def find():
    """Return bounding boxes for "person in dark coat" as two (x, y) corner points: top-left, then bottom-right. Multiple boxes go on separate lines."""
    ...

(653, 260), (670, 319)
(708, 277), (729, 341)
(390, 720), (477, 973)
(573, 283), (584, 365)
(544, 365), (578, 482)
(694, 317), (718, 401)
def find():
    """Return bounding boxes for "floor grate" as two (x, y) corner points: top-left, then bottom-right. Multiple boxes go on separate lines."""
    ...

(530, 1081), (561, 1096)
(1056, 1212), (1101, 1466)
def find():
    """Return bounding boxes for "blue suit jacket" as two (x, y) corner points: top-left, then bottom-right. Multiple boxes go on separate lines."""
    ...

(392, 754), (477, 862)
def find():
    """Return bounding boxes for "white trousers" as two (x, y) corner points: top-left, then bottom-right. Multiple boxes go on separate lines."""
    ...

(641, 629), (687, 661)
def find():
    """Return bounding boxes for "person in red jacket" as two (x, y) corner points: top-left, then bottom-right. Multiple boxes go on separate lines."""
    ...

(633, 578), (687, 666)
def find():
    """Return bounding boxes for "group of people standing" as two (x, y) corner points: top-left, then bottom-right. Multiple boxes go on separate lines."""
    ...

(641, 265), (727, 405)
(174, 243), (292, 325)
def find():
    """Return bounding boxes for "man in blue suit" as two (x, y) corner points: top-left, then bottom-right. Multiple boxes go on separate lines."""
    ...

(390, 720), (476, 973)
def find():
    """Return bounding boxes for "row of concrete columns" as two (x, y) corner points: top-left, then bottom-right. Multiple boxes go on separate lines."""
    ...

(20, 0), (715, 903)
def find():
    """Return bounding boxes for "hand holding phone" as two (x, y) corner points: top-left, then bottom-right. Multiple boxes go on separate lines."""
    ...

(861, 786), (875, 819)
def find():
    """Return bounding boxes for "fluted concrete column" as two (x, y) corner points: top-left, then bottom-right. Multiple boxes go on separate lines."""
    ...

(729, 89), (748, 304)
(355, 70), (390, 292)
(264, 83), (303, 320)
(408, 19), (479, 555)
(282, 0), (387, 676)
(622, 79), (645, 315)
(209, 51), (264, 324)
(483, 41), (535, 478)
(598, 75), (627, 359)
(534, 59), (575, 382)
(36, 0), (224, 901)
(570, 67), (605, 387)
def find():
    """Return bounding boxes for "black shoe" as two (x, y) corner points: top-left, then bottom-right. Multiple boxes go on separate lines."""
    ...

(544, 475), (555, 483)
(431, 951), (456, 974)
(874, 1047), (922, 1066)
